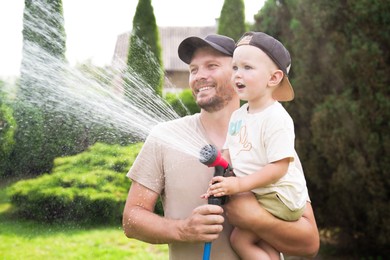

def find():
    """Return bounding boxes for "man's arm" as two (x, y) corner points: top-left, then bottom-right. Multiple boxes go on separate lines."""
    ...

(225, 192), (320, 257)
(122, 181), (225, 244)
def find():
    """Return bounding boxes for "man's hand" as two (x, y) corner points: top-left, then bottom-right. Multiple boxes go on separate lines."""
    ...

(123, 181), (227, 244)
(225, 192), (320, 257)
(179, 204), (225, 242)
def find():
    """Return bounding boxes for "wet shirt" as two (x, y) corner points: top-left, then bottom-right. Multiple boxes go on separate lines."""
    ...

(128, 114), (239, 260)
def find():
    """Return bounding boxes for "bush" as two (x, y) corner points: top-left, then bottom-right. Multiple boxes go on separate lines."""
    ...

(165, 89), (200, 117)
(0, 82), (16, 177)
(7, 142), (145, 224)
(311, 94), (390, 254)
(10, 101), (49, 175)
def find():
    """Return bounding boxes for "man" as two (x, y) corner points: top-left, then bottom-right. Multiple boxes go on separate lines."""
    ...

(122, 34), (319, 259)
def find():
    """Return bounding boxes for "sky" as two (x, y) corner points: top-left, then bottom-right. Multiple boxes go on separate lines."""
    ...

(0, 0), (265, 79)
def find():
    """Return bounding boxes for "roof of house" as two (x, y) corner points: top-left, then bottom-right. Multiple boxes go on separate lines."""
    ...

(111, 26), (217, 72)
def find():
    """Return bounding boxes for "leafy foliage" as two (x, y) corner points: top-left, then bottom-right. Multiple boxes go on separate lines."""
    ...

(218, 0), (247, 41)
(164, 89), (200, 117)
(7, 143), (144, 224)
(0, 81), (16, 176)
(126, 0), (163, 96)
(11, 0), (87, 176)
(254, 0), (390, 255)
(23, 0), (66, 59)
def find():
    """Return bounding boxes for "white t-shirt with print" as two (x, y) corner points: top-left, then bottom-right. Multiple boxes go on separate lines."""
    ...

(224, 102), (308, 211)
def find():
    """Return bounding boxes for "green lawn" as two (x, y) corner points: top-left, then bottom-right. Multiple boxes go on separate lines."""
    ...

(0, 183), (168, 260)
(0, 178), (352, 259)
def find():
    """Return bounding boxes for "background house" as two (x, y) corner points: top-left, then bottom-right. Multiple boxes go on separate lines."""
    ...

(111, 26), (216, 93)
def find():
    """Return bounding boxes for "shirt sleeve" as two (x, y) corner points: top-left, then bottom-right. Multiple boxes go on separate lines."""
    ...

(127, 126), (165, 194)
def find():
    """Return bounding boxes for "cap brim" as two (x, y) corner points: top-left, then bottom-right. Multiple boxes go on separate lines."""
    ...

(272, 76), (294, 102)
(178, 37), (231, 64)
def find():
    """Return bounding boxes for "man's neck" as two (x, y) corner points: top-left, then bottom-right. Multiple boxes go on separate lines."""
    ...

(200, 100), (239, 149)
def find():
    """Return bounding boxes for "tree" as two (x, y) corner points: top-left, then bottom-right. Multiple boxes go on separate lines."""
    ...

(253, 0), (390, 255)
(218, 0), (247, 41)
(0, 80), (16, 177)
(11, 0), (85, 176)
(126, 0), (163, 97)
(303, 1), (390, 254)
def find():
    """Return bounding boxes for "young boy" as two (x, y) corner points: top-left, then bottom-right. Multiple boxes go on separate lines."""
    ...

(202, 31), (309, 259)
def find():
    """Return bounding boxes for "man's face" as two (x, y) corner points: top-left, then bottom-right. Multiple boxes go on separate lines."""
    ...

(188, 47), (236, 113)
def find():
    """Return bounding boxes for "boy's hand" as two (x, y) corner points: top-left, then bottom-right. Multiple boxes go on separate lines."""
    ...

(207, 176), (240, 197)
(200, 190), (211, 199)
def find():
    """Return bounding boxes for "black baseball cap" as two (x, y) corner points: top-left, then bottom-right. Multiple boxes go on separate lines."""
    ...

(237, 31), (294, 101)
(178, 34), (235, 64)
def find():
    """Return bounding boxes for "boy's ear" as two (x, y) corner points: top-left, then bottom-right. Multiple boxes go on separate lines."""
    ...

(268, 70), (284, 87)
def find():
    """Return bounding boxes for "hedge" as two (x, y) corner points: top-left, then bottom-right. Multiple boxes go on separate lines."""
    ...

(7, 142), (147, 224)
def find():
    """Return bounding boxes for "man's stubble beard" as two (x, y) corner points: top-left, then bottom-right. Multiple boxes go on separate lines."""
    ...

(197, 80), (235, 113)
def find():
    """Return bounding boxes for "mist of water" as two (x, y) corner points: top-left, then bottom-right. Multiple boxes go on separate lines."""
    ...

(3, 1), (209, 159)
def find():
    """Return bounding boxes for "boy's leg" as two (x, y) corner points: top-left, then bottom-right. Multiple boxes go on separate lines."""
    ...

(231, 227), (279, 260)
(225, 192), (320, 257)
(258, 239), (282, 260)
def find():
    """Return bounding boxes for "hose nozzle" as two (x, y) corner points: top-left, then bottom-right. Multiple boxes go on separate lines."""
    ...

(199, 144), (229, 169)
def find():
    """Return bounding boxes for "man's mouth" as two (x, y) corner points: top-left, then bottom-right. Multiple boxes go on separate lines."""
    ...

(198, 86), (212, 93)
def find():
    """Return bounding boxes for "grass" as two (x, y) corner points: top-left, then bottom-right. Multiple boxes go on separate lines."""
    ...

(0, 181), (169, 260)
(1, 176), (372, 260)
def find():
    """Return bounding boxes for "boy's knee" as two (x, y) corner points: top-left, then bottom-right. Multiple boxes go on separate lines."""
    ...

(230, 228), (239, 245)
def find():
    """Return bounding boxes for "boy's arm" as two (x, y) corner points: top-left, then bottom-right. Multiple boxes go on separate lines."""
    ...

(225, 192), (320, 257)
(237, 158), (290, 192)
(208, 158), (290, 196)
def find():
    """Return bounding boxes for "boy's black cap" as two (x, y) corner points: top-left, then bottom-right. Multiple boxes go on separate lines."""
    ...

(237, 31), (294, 101)
(178, 34), (235, 64)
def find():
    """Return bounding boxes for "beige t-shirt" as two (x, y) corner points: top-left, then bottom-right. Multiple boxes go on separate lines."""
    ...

(128, 114), (239, 260)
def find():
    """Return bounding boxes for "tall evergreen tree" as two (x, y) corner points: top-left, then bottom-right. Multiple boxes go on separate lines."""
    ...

(251, 0), (294, 39)
(11, 0), (85, 176)
(254, 0), (390, 255)
(0, 80), (16, 177)
(218, 0), (247, 41)
(126, 0), (163, 97)
(299, 1), (390, 254)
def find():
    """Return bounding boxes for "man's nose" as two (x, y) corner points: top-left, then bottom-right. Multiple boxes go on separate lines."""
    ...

(194, 68), (209, 81)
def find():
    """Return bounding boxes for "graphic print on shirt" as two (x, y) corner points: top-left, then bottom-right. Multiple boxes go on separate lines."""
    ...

(229, 119), (252, 155)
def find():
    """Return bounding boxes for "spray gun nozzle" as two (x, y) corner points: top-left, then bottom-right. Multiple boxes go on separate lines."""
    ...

(199, 144), (218, 165)
(199, 144), (229, 169)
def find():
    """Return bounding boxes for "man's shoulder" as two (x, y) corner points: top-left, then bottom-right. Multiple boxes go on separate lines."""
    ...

(156, 113), (200, 129)
(148, 114), (201, 140)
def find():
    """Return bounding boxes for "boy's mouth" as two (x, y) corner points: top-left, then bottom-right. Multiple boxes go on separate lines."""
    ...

(236, 82), (245, 89)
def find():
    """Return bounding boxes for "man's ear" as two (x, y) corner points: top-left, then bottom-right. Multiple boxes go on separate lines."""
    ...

(268, 70), (284, 87)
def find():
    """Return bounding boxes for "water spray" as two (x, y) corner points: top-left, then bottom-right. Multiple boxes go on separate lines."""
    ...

(199, 144), (233, 260)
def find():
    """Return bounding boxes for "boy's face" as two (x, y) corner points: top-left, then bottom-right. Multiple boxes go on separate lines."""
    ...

(231, 45), (279, 102)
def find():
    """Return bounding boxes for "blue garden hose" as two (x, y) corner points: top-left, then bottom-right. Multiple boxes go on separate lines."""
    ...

(203, 242), (212, 260)
(199, 144), (231, 260)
